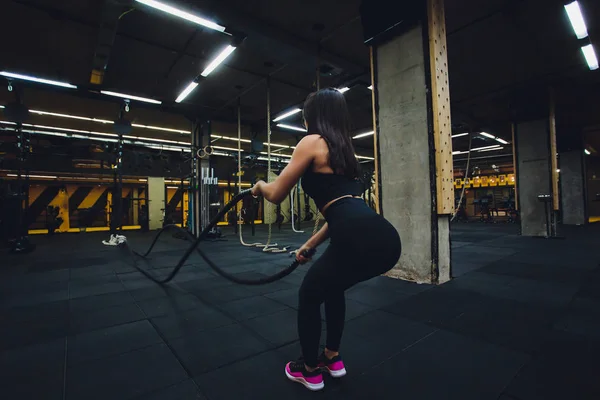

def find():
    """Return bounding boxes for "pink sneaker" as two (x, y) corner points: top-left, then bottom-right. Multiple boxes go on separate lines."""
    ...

(285, 360), (325, 391)
(317, 353), (347, 378)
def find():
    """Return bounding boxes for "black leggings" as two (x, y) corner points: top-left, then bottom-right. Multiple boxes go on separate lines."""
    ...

(298, 198), (401, 367)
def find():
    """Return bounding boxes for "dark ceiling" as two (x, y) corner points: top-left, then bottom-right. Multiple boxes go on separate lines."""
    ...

(0, 0), (599, 165)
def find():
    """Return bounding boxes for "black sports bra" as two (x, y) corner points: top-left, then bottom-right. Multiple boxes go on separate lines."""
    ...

(300, 134), (363, 210)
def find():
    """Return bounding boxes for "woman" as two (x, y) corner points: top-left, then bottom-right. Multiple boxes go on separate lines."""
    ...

(251, 88), (401, 391)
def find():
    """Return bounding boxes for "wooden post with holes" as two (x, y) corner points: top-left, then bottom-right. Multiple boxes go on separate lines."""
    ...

(369, 46), (381, 215)
(549, 89), (559, 212)
(427, 0), (454, 214)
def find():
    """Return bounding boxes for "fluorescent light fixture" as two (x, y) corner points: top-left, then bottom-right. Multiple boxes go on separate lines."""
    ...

(480, 132), (495, 139)
(564, 1), (588, 39)
(496, 138), (509, 145)
(30, 109), (112, 124)
(368, 85), (373, 90)
(201, 45), (236, 77)
(135, 0), (227, 33)
(0, 71), (77, 89)
(452, 133), (469, 138)
(7, 174), (57, 179)
(260, 151), (292, 158)
(166, 186), (180, 189)
(584, 149), (591, 155)
(478, 146), (504, 152)
(213, 145), (242, 152)
(273, 108), (302, 122)
(336, 87), (350, 94)
(175, 81), (198, 103)
(100, 90), (162, 104)
(472, 145), (501, 151)
(139, 179), (148, 182)
(257, 156), (290, 163)
(556, 169), (560, 173)
(452, 150), (469, 155)
(276, 124), (307, 132)
(131, 124), (189, 134)
(581, 44), (599, 71)
(352, 131), (374, 139)
(0, 105), (4, 108)
(356, 155), (375, 160)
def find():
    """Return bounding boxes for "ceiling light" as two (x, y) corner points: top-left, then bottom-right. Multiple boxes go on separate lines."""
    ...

(175, 81), (198, 103)
(452, 150), (469, 155)
(480, 132), (495, 139)
(7, 174), (57, 179)
(260, 151), (292, 158)
(368, 85), (373, 90)
(213, 145), (242, 152)
(496, 138), (509, 145)
(273, 108), (302, 122)
(100, 90), (162, 104)
(202, 45), (236, 77)
(585, 149), (591, 155)
(452, 133), (469, 138)
(30, 109), (112, 124)
(472, 145), (501, 151)
(257, 156), (290, 163)
(0, 71), (77, 89)
(564, 1), (588, 39)
(336, 87), (350, 94)
(352, 131), (374, 139)
(276, 124), (307, 132)
(478, 146), (504, 152)
(134, 0), (227, 32)
(356, 155), (375, 160)
(581, 44), (599, 71)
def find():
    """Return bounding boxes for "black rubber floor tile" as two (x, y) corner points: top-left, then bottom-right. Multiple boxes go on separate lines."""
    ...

(346, 285), (413, 308)
(497, 279), (579, 308)
(69, 264), (118, 279)
(383, 286), (489, 326)
(169, 323), (271, 375)
(69, 281), (126, 299)
(358, 330), (529, 400)
(196, 284), (256, 304)
(480, 261), (588, 284)
(0, 337), (64, 386)
(68, 320), (163, 365)
(0, 370), (63, 400)
(194, 350), (334, 400)
(2, 289), (69, 308)
(178, 276), (235, 293)
(137, 293), (202, 318)
(151, 306), (235, 339)
(69, 291), (134, 312)
(66, 343), (188, 400)
(345, 310), (436, 344)
(127, 285), (182, 301)
(441, 298), (557, 353)
(69, 303), (146, 334)
(219, 295), (289, 321)
(243, 308), (300, 346)
(0, 301), (69, 350)
(137, 379), (207, 400)
(264, 288), (299, 309)
(243, 279), (296, 296)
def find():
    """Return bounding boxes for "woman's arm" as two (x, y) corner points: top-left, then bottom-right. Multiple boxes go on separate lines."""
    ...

(251, 135), (318, 204)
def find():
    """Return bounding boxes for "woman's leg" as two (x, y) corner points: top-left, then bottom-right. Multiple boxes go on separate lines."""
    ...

(324, 292), (345, 353)
(297, 245), (340, 368)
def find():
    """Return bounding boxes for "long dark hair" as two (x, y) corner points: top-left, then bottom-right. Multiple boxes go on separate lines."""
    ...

(302, 88), (359, 178)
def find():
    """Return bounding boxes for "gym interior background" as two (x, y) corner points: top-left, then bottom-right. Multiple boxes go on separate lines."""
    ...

(1, 0), (600, 399)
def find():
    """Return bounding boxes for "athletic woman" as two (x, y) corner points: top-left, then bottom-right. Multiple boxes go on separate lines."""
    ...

(251, 88), (401, 391)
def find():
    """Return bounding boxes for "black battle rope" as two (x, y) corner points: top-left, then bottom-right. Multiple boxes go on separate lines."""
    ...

(122, 189), (315, 285)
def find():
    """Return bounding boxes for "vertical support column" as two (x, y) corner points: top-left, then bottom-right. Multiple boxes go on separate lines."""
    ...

(560, 150), (586, 225)
(372, 0), (453, 284)
(515, 119), (552, 237)
(511, 123), (519, 211)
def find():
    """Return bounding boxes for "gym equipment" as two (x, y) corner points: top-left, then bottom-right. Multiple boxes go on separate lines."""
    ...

(290, 185), (304, 233)
(122, 189), (315, 285)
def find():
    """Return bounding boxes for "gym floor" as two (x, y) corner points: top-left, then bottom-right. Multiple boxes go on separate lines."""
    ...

(1, 223), (599, 399)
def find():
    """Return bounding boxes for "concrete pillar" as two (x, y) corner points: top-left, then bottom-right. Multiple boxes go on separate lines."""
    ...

(560, 150), (586, 225)
(514, 119), (553, 236)
(372, 0), (454, 284)
(147, 177), (165, 230)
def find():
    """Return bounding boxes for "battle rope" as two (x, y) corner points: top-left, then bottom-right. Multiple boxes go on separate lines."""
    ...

(451, 132), (473, 222)
(122, 189), (315, 285)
